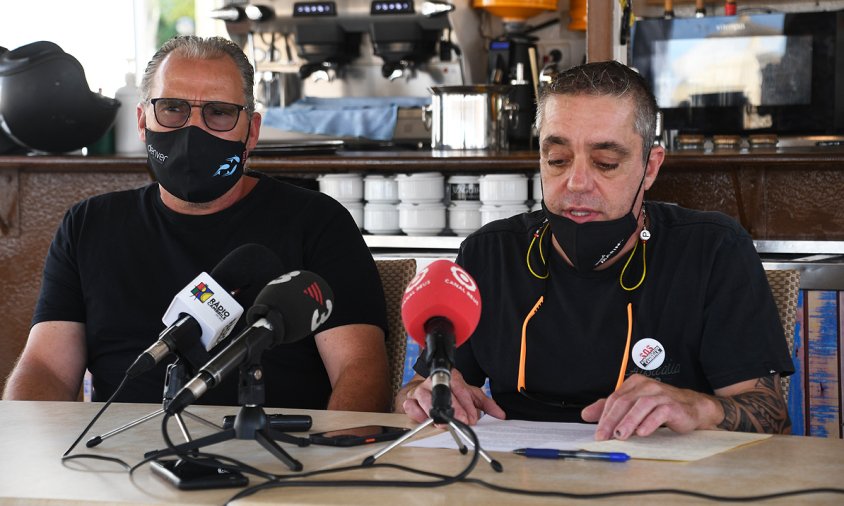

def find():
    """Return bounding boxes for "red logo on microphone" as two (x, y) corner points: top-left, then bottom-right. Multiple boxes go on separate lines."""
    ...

(304, 282), (324, 305)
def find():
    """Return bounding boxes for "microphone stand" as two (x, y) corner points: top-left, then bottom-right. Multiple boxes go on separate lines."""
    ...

(86, 359), (219, 448)
(362, 321), (502, 472)
(144, 348), (310, 472)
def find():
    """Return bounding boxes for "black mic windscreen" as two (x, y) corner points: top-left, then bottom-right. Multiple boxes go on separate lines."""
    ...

(210, 243), (284, 308)
(246, 270), (334, 345)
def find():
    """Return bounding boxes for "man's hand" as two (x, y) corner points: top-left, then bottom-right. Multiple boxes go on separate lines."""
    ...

(397, 370), (505, 425)
(581, 374), (720, 440)
(581, 374), (790, 440)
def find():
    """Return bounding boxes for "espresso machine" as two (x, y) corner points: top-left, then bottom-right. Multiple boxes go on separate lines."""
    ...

(216, 1), (486, 101)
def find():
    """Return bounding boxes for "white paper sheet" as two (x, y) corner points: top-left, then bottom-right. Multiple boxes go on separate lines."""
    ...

(404, 416), (597, 453)
(582, 428), (771, 461)
(405, 416), (772, 461)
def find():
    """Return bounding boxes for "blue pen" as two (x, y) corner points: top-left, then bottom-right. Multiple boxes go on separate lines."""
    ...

(513, 448), (630, 462)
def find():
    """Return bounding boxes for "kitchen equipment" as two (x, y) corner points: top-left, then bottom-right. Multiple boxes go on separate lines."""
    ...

(473, 0), (558, 22)
(475, 0), (556, 149)
(429, 85), (514, 151)
(486, 34), (537, 149)
(220, 1), (486, 102)
(629, 11), (844, 137)
(255, 71), (301, 109)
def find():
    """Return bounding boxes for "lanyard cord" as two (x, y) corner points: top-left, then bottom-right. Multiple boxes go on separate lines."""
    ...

(520, 205), (649, 395)
(619, 206), (649, 291)
(616, 302), (633, 391)
(525, 222), (550, 279)
(518, 295), (545, 392)
(518, 295), (631, 395)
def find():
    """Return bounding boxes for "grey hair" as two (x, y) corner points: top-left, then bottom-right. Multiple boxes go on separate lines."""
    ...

(140, 35), (255, 115)
(535, 60), (657, 165)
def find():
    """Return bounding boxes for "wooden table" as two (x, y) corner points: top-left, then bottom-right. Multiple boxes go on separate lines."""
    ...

(1, 400), (842, 505)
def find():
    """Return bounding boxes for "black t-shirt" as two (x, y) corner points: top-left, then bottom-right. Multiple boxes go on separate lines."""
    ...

(416, 202), (793, 422)
(33, 172), (387, 408)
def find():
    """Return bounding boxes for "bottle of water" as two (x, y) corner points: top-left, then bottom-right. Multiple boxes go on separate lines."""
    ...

(114, 72), (145, 155)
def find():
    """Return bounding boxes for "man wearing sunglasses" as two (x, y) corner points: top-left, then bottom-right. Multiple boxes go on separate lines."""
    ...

(4, 36), (391, 414)
(398, 61), (793, 440)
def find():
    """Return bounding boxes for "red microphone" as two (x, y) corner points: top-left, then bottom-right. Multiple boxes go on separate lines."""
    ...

(401, 260), (481, 419)
(401, 259), (481, 347)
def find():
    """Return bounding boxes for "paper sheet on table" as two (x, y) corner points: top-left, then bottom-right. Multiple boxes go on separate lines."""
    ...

(582, 428), (771, 461)
(405, 417), (596, 453)
(406, 417), (771, 461)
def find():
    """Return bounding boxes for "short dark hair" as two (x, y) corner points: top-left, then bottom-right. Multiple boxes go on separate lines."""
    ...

(535, 60), (657, 165)
(140, 36), (255, 115)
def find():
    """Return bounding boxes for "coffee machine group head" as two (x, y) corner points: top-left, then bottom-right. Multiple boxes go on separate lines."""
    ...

(291, 3), (362, 80)
(370, 1), (455, 80)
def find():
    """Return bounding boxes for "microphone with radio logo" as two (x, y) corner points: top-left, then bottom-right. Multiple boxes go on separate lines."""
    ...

(125, 243), (283, 379)
(165, 270), (334, 415)
(401, 259), (481, 417)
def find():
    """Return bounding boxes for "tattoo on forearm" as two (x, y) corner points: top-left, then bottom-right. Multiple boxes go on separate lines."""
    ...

(717, 376), (792, 434)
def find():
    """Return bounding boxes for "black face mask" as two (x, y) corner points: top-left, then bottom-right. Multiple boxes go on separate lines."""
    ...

(146, 126), (246, 203)
(543, 168), (646, 272)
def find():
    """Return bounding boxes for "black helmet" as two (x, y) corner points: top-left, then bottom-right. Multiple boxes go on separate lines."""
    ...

(0, 41), (120, 153)
(0, 45), (24, 154)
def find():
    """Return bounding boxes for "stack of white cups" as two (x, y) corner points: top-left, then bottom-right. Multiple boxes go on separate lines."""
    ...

(447, 175), (481, 236)
(479, 173), (530, 226)
(532, 171), (543, 212)
(396, 172), (446, 236)
(363, 175), (400, 235)
(317, 173), (364, 230)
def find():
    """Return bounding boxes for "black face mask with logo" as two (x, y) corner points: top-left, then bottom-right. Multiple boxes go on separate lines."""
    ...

(146, 126), (246, 204)
(542, 167), (647, 272)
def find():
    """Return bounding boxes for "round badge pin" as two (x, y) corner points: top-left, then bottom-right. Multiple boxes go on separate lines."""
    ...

(631, 338), (666, 371)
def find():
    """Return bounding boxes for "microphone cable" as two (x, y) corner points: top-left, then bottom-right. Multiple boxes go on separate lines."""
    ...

(60, 372), (133, 471)
(154, 409), (844, 504)
(226, 415), (483, 504)
(462, 476), (844, 502)
(131, 408), (483, 504)
(125, 407), (844, 504)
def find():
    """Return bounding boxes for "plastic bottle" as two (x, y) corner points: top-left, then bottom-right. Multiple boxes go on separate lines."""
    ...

(113, 72), (145, 155)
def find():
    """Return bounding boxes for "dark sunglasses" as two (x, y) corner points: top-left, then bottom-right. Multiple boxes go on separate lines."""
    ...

(517, 295), (633, 408)
(149, 98), (246, 132)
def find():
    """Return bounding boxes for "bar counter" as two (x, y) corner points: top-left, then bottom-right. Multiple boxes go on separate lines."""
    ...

(2, 144), (842, 173)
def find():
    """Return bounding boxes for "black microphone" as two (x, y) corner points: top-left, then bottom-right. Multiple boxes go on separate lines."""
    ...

(166, 270), (334, 414)
(125, 243), (283, 378)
